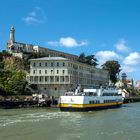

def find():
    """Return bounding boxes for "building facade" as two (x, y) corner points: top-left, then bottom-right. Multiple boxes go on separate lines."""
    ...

(27, 57), (109, 97)
(7, 26), (78, 61)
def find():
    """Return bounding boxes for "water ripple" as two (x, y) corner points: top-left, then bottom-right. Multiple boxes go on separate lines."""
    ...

(0, 110), (71, 127)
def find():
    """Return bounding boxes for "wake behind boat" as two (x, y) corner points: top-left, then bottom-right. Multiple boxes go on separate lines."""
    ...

(58, 85), (123, 112)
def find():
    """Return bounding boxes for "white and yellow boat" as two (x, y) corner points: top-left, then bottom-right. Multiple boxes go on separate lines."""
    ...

(58, 85), (123, 112)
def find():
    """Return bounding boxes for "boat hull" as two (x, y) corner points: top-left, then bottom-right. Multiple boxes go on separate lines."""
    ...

(59, 103), (122, 112)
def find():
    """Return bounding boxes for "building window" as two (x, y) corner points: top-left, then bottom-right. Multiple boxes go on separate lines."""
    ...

(63, 77), (64, 82)
(45, 62), (47, 66)
(33, 70), (35, 74)
(45, 76), (47, 82)
(30, 76), (33, 82)
(45, 70), (47, 74)
(56, 77), (59, 82)
(33, 63), (36, 67)
(34, 76), (38, 82)
(51, 70), (53, 74)
(50, 77), (54, 82)
(63, 70), (65, 74)
(39, 63), (42, 67)
(57, 70), (59, 74)
(63, 62), (65, 66)
(57, 62), (59, 66)
(39, 70), (41, 74)
(51, 62), (54, 67)
(39, 77), (42, 82)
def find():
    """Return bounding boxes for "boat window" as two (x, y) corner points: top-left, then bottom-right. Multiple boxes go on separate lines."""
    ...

(89, 100), (95, 104)
(85, 92), (97, 96)
(95, 100), (100, 104)
(103, 92), (119, 96)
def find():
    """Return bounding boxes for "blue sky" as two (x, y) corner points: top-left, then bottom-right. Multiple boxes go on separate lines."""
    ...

(0, 0), (140, 81)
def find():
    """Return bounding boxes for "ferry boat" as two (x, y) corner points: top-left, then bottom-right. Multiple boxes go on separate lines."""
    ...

(58, 85), (123, 112)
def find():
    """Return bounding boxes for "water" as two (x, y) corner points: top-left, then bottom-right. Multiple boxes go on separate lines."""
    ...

(0, 103), (140, 140)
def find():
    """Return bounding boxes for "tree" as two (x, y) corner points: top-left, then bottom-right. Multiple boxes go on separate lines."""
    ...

(0, 69), (27, 95)
(78, 53), (98, 66)
(78, 53), (86, 63)
(85, 55), (98, 66)
(8, 70), (27, 95)
(102, 60), (121, 83)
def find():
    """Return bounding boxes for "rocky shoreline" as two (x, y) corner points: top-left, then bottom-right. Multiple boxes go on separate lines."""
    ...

(0, 95), (58, 109)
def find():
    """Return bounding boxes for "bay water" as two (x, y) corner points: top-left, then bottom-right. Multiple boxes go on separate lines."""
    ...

(0, 103), (140, 140)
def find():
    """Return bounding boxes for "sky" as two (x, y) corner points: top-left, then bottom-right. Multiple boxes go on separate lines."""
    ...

(0, 0), (140, 81)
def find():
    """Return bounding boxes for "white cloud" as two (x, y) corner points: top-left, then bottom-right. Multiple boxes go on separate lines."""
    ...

(122, 52), (140, 73)
(95, 51), (121, 66)
(48, 37), (88, 48)
(22, 7), (46, 24)
(114, 39), (131, 53)
(95, 39), (140, 76)
(123, 52), (140, 66)
(29, 11), (36, 17)
(121, 65), (137, 73)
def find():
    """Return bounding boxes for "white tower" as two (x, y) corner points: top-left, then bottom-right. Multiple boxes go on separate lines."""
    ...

(9, 26), (15, 44)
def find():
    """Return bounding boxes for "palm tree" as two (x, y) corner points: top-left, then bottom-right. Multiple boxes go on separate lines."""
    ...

(78, 53), (98, 67)
(78, 53), (86, 63)
(85, 55), (98, 66)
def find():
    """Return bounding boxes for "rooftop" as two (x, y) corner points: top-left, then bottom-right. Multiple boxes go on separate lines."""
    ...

(30, 57), (68, 61)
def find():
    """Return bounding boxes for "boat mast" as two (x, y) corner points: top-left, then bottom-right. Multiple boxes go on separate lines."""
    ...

(74, 84), (81, 95)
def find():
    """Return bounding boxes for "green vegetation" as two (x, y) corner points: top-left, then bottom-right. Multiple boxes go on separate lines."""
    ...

(78, 53), (98, 66)
(0, 51), (26, 95)
(0, 70), (27, 95)
(0, 50), (48, 95)
(101, 60), (121, 83)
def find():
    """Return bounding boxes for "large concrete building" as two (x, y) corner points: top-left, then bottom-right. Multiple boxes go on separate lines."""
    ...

(27, 57), (109, 97)
(7, 26), (78, 60)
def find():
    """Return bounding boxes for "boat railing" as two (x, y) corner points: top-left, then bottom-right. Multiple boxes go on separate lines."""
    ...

(64, 92), (75, 96)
